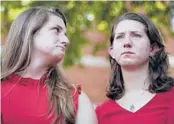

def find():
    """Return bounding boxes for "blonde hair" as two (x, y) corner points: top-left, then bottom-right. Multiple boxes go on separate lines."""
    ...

(1, 7), (75, 124)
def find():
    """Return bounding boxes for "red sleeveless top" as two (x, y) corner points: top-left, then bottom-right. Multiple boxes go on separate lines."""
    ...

(96, 87), (174, 124)
(1, 73), (81, 124)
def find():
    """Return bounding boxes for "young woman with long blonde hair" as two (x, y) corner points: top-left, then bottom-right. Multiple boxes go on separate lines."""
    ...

(1, 7), (97, 124)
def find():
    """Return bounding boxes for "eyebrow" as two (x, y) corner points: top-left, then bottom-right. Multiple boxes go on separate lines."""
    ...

(57, 24), (63, 29)
(116, 31), (142, 35)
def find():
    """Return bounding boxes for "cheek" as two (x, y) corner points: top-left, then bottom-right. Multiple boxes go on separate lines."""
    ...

(135, 40), (151, 52)
(136, 46), (151, 62)
(33, 36), (50, 51)
(141, 45), (151, 55)
(112, 46), (122, 61)
(113, 42), (122, 52)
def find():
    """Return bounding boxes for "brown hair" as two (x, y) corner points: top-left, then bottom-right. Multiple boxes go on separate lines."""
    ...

(107, 12), (174, 100)
(1, 7), (75, 124)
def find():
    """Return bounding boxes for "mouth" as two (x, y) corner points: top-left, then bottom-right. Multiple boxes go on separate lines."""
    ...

(56, 46), (65, 51)
(121, 51), (135, 55)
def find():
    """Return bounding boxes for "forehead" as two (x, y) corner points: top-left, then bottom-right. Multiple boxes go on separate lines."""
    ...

(114, 20), (146, 34)
(46, 14), (66, 30)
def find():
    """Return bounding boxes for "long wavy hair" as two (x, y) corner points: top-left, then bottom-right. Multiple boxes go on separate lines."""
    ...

(107, 12), (174, 100)
(1, 7), (75, 124)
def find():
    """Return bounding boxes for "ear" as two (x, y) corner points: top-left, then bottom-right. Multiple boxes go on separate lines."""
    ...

(150, 43), (160, 56)
(108, 46), (115, 59)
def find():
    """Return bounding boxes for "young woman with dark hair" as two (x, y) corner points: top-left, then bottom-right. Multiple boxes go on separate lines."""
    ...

(96, 12), (174, 124)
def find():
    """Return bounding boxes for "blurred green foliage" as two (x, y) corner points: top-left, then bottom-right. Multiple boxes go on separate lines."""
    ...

(1, 1), (174, 67)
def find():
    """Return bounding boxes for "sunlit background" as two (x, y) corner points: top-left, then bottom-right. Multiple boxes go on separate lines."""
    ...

(1, 1), (174, 106)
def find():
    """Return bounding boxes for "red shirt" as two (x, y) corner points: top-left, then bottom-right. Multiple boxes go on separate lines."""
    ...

(1, 73), (80, 124)
(96, 87), (174, 124)
(168, 97), (174, 124)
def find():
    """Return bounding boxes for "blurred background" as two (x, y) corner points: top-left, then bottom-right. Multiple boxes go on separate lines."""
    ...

(1, 1), (174, 106)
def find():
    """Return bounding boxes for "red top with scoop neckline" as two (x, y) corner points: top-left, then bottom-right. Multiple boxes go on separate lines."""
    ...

(1, 73), (81, 124)
(96, 87), (174, 124)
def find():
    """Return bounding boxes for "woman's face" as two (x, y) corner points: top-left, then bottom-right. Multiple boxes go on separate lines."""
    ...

(109, 20), (152, 68)
(32, 14), (69, 64)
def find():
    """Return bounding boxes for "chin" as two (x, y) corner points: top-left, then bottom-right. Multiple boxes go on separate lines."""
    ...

(119, 59), (135, 65)
(52, 54), (64, 63)
(56, 55), (64, 61)
(121, 64), (136, 68)
(53, 52), (65, 57)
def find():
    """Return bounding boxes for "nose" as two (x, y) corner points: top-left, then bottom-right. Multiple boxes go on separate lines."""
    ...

(123, 34), (132, 48)
(61, 35), (70, 47)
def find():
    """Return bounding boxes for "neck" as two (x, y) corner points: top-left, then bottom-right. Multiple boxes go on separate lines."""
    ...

(23, 64), (49, 80)
(21, 57), (53, 79)
(121, 63), (150, 92)
(20, 51), (61, 79)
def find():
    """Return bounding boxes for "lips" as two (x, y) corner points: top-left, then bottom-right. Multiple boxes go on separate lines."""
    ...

(56, 46), (65, 51)
(121, 51), (135, 55)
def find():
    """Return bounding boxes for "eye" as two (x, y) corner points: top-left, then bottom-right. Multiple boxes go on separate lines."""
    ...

(132, 33), (142, 38)
(55, 27), (61, 33)
(116, 35), (124, 39)
(52, 27), (61, 34)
